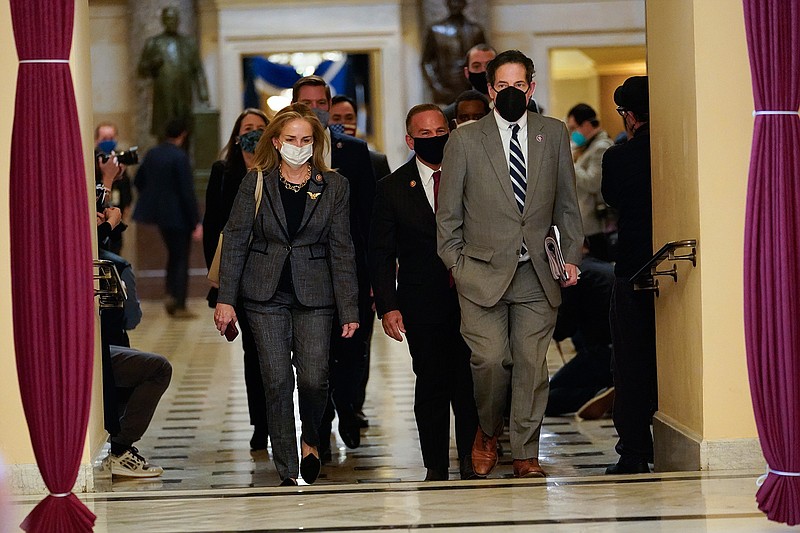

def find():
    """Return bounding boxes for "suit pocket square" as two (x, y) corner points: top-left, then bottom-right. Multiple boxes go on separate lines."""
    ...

(544, 225), (568, 282)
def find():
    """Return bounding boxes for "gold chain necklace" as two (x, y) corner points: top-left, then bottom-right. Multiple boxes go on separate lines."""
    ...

(279, 163), (311, 192)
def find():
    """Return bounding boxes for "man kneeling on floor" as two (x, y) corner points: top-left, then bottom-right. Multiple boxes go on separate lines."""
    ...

(100, 249), (172, 478)
(545, 242), (615, 420)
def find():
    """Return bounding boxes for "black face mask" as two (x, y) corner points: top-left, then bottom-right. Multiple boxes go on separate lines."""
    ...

(494, 86), (528, 122)
(413, 133), (449, 165)
(468, 71), (489, 94)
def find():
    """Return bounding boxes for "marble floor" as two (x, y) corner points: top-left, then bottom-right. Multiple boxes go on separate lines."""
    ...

(10, 298), (792, 532)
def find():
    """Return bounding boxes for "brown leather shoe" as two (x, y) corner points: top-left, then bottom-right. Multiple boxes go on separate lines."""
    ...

(471, 428), (499, 477)
(576, 387), (615, 420)
(513, 458), (546, 478)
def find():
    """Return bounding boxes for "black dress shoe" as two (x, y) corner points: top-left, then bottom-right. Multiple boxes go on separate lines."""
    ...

(319, 442), (332, 464)
(355, 411), (369, 428)
(424, 467), (449, 481)
(459, 455), (479, 480)
(250, 425), (269, 451)
(300, 453), (321, 484)
(279, 478), (298, 486)
(339, 423), (361, 449)
(605, 457), (651, 475)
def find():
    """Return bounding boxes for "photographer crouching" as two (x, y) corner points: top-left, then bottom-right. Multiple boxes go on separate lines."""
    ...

(95, 121), (137, 253)
(94, 144), (172, 479)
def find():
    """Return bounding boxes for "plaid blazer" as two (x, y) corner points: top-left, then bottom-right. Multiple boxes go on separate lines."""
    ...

(217, 167), (359, 325)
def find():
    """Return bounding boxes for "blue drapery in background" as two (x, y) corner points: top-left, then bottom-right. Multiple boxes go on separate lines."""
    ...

(243, 56), (350, 109)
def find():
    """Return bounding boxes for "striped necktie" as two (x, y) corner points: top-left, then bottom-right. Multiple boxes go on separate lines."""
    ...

(509, 123), (528, 257)
(509, 123), (526, 213)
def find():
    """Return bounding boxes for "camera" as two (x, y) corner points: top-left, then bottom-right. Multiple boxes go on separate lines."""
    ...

(96, 183), (109, 212)
(99, 146), (139, 166)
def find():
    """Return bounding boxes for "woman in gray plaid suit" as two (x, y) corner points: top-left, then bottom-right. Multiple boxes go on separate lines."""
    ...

(214, 104), (359, 486)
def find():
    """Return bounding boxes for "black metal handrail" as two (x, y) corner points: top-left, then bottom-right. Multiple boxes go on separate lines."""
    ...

(630, 239), (697, 296)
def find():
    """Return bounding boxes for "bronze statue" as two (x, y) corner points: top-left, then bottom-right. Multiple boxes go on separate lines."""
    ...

(421, 0), (487, 103)
(137, 7), (209, 138)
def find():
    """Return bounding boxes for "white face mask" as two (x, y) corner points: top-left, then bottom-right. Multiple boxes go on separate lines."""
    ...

(279, 142), (313, 169)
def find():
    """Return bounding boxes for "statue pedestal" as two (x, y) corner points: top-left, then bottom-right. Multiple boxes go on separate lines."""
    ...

(192, 107), (220, 206)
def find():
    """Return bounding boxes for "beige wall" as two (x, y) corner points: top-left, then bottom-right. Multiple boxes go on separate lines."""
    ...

(598, 73), (629, 140)
(648, 0), (756, 450)
(75, 0), (109, 463)
(0, 0), (105, 484)
(692, 0), (753, 440)
(550, 76), (599, 122)
(0, 0), (33, 467)
(648, 0), (704, 436)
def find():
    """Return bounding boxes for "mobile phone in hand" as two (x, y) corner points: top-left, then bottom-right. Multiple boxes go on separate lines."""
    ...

(224, 321), (239, 342)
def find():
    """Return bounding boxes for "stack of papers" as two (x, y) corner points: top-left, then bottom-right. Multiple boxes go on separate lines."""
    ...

(544, 225), (569, 282)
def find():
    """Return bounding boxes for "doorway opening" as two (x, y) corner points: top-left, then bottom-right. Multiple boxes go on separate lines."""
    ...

(549, 45), (646, 139)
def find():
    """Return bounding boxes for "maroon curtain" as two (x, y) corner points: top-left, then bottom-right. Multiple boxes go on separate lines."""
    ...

(742, 0), (800, 526)
(9, 0), (96, 531)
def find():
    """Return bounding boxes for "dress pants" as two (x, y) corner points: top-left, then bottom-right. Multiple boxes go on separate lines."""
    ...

(320, 294), (374, 445)
(110, 346), (173, 447)
(458, 261), (557, 460)
(236, 301), (267, 429)
(545, 342), (613, 416)
(609, 278), (657, 462)
(352, 318), (374, 413)
(158, 227), (191, 307)
(244, 291), (333, 480)
(405, 315), (478, 471)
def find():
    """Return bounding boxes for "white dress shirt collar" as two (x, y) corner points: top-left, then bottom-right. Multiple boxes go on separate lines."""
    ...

(323, 128), (332, 168)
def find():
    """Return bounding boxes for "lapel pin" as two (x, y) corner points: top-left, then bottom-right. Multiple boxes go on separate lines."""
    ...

(536, 134), (543, 143)
(315, 174), (322, 182)
(336, 142), (343, 149)
(410, 180), (417, 187)
(308, 191), (321, 200)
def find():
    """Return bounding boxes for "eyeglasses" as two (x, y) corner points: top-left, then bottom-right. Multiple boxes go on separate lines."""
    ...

(492, 81), (530, 92)
(616, 107), (628, 117)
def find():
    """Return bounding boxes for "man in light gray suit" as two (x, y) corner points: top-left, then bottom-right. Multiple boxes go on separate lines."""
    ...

(437, 50), (583, 479)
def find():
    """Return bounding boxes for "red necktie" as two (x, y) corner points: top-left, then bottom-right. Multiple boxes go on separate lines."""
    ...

(432, 170), (441, 212)
(431, 170), (454, 288)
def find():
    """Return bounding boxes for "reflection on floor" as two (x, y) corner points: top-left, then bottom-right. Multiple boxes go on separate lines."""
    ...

(11, 298), (789, 532)
(114, 299), (620, 490)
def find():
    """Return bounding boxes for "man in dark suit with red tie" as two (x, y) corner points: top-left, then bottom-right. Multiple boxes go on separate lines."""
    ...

(369, 104), (478, 481)
(292, 76), (377, 453)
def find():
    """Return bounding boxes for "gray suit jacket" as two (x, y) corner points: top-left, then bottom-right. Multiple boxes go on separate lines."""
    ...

(218, 167), (359, 325)
(436, 111), (583, 308)
(574, 130), (613, 236)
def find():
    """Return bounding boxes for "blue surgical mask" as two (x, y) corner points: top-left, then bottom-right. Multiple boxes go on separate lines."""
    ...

(311, 107), (329, 128)
(238, 129), (263, 154)
(97, 139), (117, 154)
(571, 131), (587, 147)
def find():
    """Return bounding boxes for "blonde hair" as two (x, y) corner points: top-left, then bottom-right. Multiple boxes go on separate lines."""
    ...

(251, 103), (330, 172)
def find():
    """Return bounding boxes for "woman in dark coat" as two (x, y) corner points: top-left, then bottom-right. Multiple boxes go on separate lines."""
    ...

(203, 108), (269, 450)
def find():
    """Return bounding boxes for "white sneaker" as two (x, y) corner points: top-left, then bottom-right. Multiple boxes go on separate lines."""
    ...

(110, 447), (164, 478)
